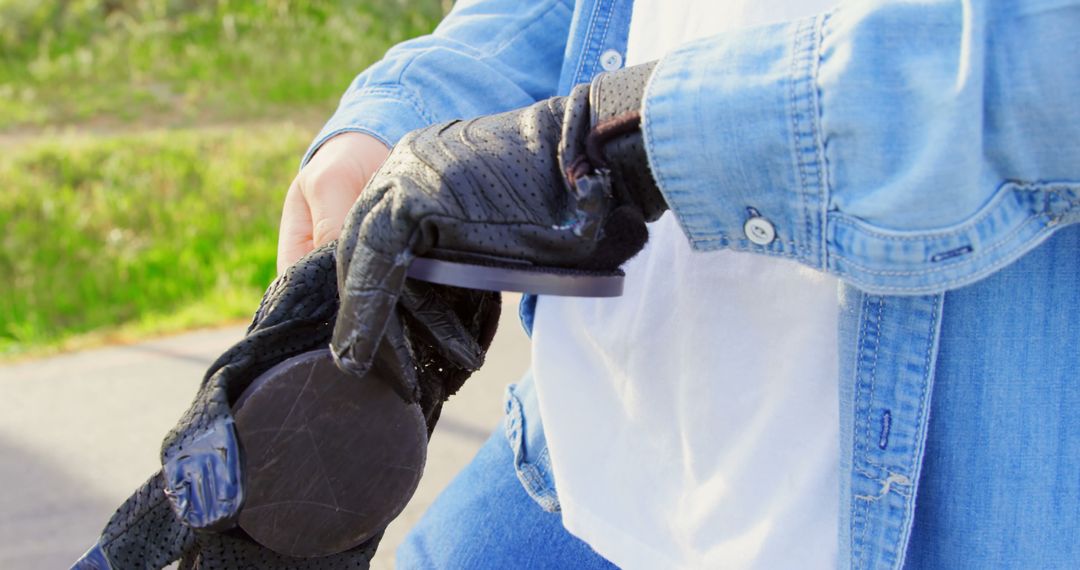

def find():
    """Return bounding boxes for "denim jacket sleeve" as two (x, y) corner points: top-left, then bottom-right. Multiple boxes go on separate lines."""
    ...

(642, 0), (1080, 294)
(301, 0), (574, 166)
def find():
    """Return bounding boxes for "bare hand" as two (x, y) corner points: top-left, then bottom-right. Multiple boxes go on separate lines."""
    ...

(277, 132), (391, 274)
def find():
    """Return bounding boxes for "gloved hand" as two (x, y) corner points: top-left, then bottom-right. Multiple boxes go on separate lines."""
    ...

(73, 243), (500, 569)
(334, 61), (664, 389)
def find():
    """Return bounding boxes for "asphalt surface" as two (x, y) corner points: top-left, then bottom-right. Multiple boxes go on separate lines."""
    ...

(0, 294), (531, 569)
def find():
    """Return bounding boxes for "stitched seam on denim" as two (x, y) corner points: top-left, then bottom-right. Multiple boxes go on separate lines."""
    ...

(909, 299), (938, 479)
(302, 86), (432, 168)
(844, 287), (872, 569)
(695, 235), (799, 248)
(852, 295), (876, 474)
(300, 126), (392, 170)
(518, 462), (548, 496)
(591, 0), (616, 75)
(851, 293), (880, 567)
(789, 16), (826, 267)
(809, 14), (829, 266)
(349, 85), (436, 126)
(571, 0), (608, 84)
(850, 300), (939, 570)
(570, 3), (598, 84)
(829, 188), (1080, 290)
(694, 240), (814, 263)
(862, 297), (885, 472)
(892, 295), (942, 570)
(789, 19), (810, 262)
(504, 421), (522, 467)
(502, 384), (559, 510)
(839, 226), (1074, 293)
(833, 211), (1052, 277)
(831, 184), (1078, 242)
(729, 242), (802, 259)
(319, 126), (394, 150)
(536, 445), (557, 500)
(786, 18), (812, 261)
(518, 460), (560, 512)
(537, 445), (552, 470)
(641, 58), (722, 246)
(817, 12), (836, 269)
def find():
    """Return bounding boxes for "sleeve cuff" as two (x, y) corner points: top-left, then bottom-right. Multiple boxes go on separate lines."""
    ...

(641, 15), (828, 270)
(641, 11), (1077, 295)
(300, 86), (434, 169)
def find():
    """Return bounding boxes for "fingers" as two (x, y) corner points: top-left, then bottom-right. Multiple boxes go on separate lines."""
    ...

(331, 241), (413, 383)
(277, 173), (361, 275)
(276, 133), (390, 275)
(276, 180), (314, 274)
(161, 417), (243, 532)
(368, 311), (421, 403)
(308, 177), (364, 249)
(398, 282), (486, 371)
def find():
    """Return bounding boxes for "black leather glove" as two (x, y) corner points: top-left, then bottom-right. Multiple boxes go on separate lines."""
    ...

(73, 243), (500, 569)
(334, 61), (664, 388)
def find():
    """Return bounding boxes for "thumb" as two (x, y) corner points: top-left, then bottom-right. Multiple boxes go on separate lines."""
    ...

(308, 178), (367, 250)
(331, 239), (414, 380)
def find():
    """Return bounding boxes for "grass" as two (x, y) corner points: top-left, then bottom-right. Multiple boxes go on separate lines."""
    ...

(0, 0), (449, 358)
(0, 123), (311, 358)
(0, 0), (446, 129)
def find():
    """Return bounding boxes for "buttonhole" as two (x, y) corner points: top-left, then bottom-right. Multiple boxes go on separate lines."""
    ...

(878, 409), (891, 450)
(930, 245), (973, 263)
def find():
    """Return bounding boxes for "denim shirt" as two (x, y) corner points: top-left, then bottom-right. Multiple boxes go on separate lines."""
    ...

(306, 1), (1080, 567)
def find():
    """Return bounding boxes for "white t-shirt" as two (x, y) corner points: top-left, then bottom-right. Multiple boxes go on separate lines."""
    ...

(530, 1), (840, 568)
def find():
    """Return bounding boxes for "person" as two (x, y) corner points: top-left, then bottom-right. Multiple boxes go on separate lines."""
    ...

(281, 0), (1080, 568)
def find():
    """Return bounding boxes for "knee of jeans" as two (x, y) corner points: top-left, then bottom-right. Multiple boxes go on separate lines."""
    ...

(504, 376), (561, 513)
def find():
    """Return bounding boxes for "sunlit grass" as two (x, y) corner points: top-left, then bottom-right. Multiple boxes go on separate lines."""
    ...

(0, 0), (446, 129)
(0, 0), (447, 358)
(0, 123), (310, 358)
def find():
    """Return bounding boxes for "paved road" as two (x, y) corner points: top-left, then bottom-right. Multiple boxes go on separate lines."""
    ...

(0, 294), (530, 569)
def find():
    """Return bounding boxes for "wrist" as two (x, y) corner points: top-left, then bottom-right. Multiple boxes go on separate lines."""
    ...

(308, 132), (391, 176)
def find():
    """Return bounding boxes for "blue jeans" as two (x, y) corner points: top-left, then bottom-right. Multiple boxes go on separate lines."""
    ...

(396, 430), (617, 569)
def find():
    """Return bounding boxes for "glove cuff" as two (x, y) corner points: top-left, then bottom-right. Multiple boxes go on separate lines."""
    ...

(579, 62), (667, 222)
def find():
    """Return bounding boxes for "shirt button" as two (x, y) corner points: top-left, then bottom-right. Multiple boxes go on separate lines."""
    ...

(600, 49), (623, 71)
(744, 216), (776, 245)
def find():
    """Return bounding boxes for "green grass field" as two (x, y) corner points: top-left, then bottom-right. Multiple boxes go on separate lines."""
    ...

(0, 0), (445, 128)
(0, 0), (446, 358)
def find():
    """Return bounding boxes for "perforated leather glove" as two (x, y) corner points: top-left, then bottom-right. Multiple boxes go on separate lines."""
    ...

(334, 61), (664, 388)
(73, 243), (499, 569)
